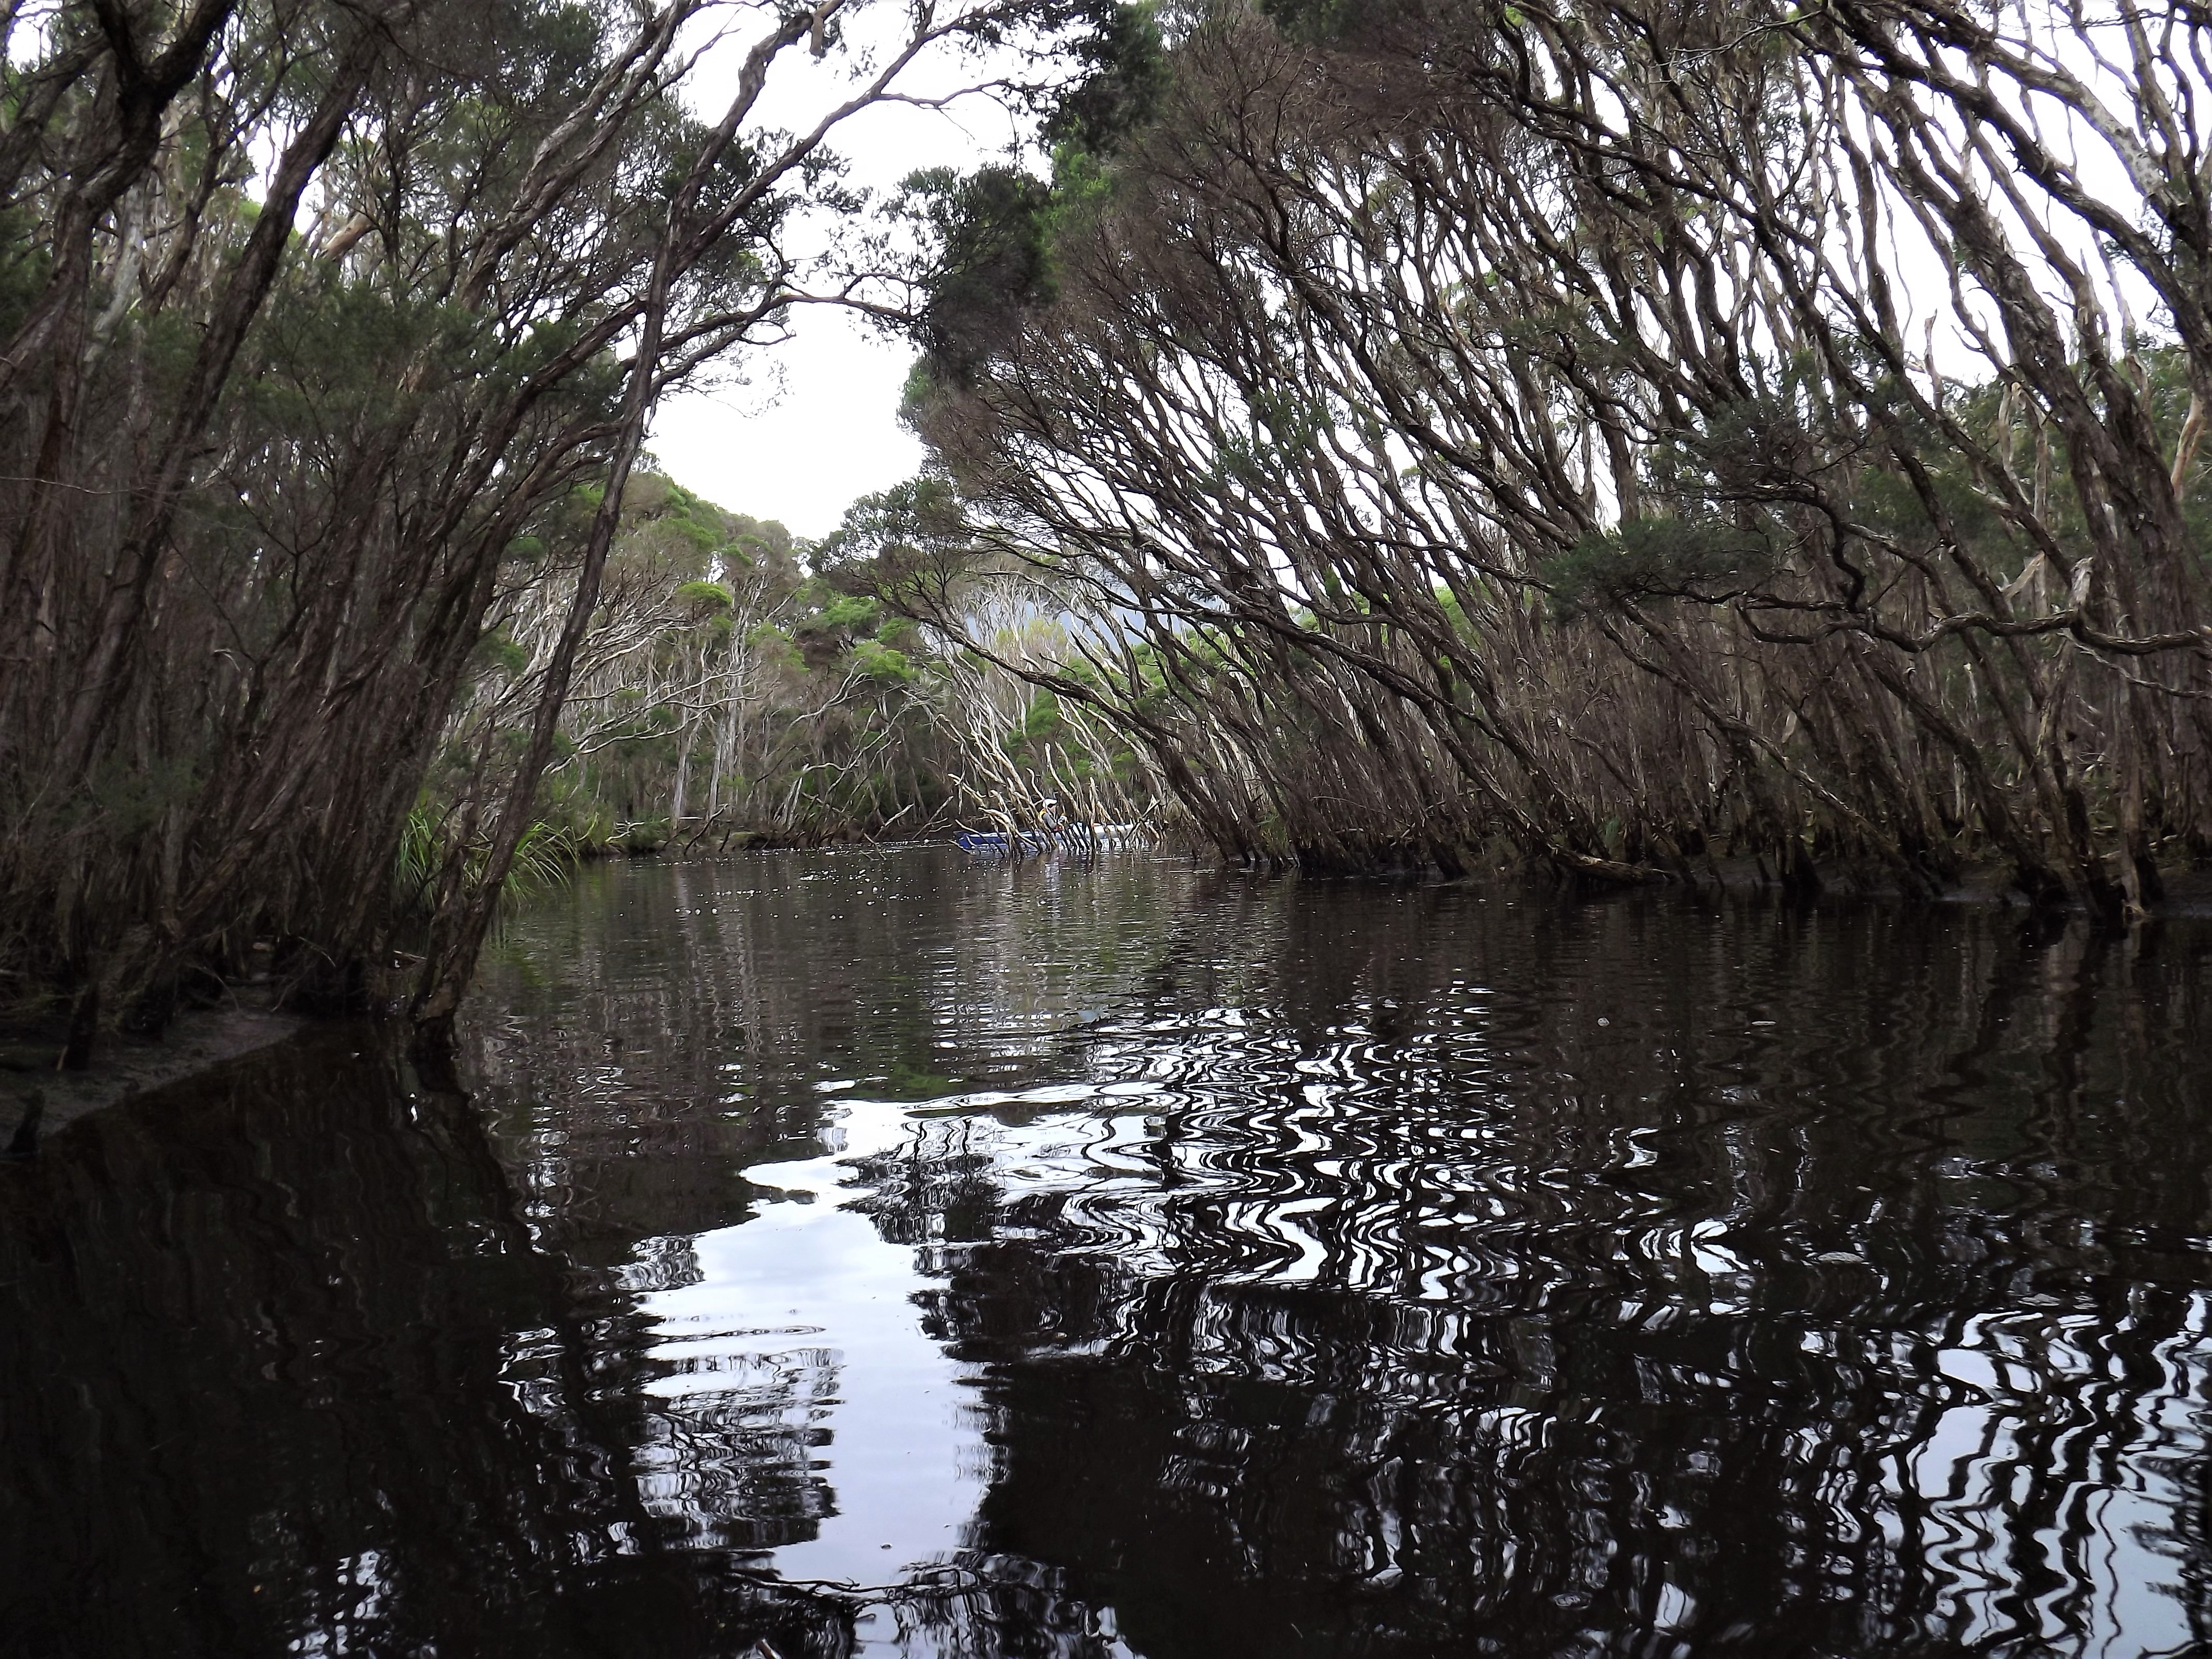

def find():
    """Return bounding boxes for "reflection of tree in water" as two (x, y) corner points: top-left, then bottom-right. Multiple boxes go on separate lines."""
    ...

(853, 904), (2212, 1658)
(0, 1038), (863, 1658)
(632, 1343), (841, 1551)
(797, 1558), (1131, 1659)
(465, 855), (1222, 1255)
(0, 1043), (1120, 1659)
(2, 855), (1245, 1658)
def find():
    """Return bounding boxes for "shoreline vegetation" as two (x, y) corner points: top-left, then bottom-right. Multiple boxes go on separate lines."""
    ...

(7, 0), (2212, 1072)
(0, 0), (1132, 1070)
(854, 1), (2212, 919)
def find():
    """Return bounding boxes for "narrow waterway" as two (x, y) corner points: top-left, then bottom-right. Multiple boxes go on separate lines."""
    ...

(5, 848), (2211, 1657)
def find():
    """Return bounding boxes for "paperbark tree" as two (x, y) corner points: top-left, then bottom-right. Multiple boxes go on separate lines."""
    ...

(892, 0), (2212, 906)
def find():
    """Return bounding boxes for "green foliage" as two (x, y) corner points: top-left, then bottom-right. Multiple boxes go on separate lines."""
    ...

(817, 592), (878, 630)
(896, 7), (1163, 402)
(899, 166), (1059, 386)
(850, 640), (917, 682)
(1210, 390), (1331, 486)
(394, 802), (443, 905)
(452, 472), (998, 847)
(1259, 0), (1386, 43)
(1540, 516), (1779, 617)
(473, 630), (531, 678)
(1004, 691), (1066, 759)
(394, 802), (574, 915)
(675, 579), (735, 613)
(656, 482), (736, 554)
(824, 475), (969, 567)
(1043, 3), (1167, 157)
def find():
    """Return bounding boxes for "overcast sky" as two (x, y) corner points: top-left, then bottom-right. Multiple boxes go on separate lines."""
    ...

(644, 17), (1036, 543)
(647, 305), (921, 542)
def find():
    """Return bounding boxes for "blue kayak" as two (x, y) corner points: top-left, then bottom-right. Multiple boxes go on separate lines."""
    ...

(955, 829), (1051, 854)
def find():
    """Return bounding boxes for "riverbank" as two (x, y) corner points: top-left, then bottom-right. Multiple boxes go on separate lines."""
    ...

(1210, 836), (2212, 916)
(1587, 851), (2212, 914)
(1, 999), (305, 1154)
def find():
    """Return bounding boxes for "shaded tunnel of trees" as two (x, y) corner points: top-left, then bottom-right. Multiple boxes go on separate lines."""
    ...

(0, 0), (1128, 1065)
(9, 0), (2212, 1036)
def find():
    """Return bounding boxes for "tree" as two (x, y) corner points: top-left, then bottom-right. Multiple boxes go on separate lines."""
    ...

(0, 0), (1121, 1065)
(894, 0), (2212, 906)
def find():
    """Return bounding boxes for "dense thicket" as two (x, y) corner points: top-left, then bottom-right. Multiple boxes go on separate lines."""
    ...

(0, 0), (1108, 1062)
(892, 0), (2212, 908)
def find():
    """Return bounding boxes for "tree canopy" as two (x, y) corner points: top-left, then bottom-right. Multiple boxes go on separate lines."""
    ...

(880, 0), (2212, 905)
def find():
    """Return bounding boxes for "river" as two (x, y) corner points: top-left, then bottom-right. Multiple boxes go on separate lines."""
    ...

(5, 848), (2210, 1657)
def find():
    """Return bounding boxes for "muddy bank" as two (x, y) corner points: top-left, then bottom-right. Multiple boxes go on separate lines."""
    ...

(1, 1003), (306, 1153)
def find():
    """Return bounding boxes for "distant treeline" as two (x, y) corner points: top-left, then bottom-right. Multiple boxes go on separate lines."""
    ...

(864, 0), (2212, 909)
(429, 469), (1152, 867)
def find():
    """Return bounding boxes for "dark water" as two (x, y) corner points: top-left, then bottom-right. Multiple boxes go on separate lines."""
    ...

(6, 850), (2212, 1658)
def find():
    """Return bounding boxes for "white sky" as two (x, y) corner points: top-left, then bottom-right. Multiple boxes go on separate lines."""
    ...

(648, 304), (921, 542)
(645, 11), (1040, 542)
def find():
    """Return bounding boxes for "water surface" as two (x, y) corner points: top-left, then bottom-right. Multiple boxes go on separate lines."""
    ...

(5, 848), (2211, 1657)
